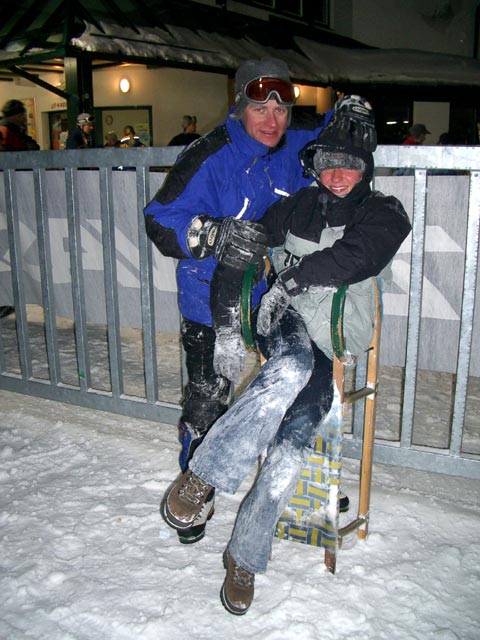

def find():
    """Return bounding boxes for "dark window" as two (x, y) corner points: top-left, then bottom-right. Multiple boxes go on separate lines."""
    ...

(277, 0), (302, 18)
(235, 0), (329, 27)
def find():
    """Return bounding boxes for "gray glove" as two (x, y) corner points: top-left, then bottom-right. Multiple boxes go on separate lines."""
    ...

(187, 215), (267, 271)
(213, 325), (247, 384)
(326, 95), (377, 152)
(256, 280), (292, 337)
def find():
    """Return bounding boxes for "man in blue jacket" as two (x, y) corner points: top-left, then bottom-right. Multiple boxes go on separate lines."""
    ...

(144, 56), (376, 544)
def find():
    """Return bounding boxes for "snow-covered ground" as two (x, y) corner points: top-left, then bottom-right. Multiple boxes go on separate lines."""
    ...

(1, 389), (480, 639)
(1, 311), (480, 638)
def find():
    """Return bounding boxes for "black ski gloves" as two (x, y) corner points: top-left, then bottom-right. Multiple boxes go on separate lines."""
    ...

(325, 95), (377, 153)
(187, 215), (267, 271)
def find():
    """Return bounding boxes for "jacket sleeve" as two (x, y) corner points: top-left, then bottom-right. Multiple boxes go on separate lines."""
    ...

(210, 264), (244, 329)
(285, 193), (411, 289)
(144, 129), (229, 259)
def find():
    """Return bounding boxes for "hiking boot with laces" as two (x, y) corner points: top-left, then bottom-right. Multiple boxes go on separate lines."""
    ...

(163, 469), (214, 530)
(220, 549), (255, 615)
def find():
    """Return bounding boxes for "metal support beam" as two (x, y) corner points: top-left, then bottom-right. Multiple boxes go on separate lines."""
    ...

(64, 55), (93, 131)
(9, 65), (69, 100)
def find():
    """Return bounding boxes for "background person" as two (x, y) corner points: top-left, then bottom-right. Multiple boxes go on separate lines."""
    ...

(0, 99), (39, 152)
(162, 127), (411, 615)
(168, 115), (201, 146)
(66, 113), (95, 149)
(120, 125), (144, 147)
(402, 123), (430, 145)
(104, 131), (120, 147)
(0, 99), (39, 318)
(144, 56), (376, 545)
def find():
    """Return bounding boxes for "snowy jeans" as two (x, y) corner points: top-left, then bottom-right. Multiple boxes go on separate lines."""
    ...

(189, 308), (333, 574)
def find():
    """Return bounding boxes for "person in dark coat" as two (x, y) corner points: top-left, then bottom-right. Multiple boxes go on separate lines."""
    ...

(0, 99), (39, 317)
(66, 113), (95, 149)
(0, 100), (40, 152)
(168, 115), (201, 146)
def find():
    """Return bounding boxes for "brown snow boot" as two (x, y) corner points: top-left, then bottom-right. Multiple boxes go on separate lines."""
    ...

(162, 469), (214, 530)
(220, 549), (255, 615)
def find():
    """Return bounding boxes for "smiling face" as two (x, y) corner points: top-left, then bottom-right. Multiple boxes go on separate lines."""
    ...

(319, 168), (363, 197)
(241, 99), (289, 147)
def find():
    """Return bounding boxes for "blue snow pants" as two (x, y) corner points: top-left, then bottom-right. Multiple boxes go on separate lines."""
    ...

(189, 308), (333, 574)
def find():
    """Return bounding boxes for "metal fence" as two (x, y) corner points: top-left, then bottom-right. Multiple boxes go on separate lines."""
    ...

(0, 144), (479, 479)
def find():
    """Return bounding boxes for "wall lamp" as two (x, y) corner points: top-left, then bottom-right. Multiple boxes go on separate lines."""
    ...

(119, 78), (131, 93)
(294, 85), (300, 99)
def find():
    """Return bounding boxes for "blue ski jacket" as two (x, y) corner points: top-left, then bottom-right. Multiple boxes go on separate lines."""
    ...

(144, 111), (332, 326)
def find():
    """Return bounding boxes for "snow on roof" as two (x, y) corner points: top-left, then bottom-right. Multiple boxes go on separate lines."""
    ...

(69, 21), (480, 86)
(296, 38), (480, 87)
(3, 17), (480, 88)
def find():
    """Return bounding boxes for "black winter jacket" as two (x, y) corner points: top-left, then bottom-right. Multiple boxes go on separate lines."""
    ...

(211, 182), (411, 331)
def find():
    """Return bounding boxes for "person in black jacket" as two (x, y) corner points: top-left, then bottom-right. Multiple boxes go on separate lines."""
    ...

(160, 127), (411, 615)
(168, 115), (201, 146)
(66, 113), (95, 149)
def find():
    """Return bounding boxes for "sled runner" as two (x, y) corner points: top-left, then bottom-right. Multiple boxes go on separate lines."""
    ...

(241, 268), (382, 574)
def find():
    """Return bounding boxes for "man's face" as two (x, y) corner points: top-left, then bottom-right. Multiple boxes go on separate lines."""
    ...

(82, 123), (94, 134)
(242, 100), (289, 147)
(319, 168), (363, 197)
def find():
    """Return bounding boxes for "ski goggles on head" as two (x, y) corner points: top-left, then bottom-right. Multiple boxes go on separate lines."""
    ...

(244, 77), (296, 106)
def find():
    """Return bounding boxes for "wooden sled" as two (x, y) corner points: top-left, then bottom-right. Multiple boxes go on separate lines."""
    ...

(241, 266), (382, 574)
(274, 279), (382, 574)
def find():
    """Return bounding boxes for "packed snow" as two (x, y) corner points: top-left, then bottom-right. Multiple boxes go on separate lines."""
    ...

(1, 389), (480, 639)
(1, 320), (480, 638)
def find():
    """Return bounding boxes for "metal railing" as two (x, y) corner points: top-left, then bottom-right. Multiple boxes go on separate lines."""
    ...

(0, 144), (479, 479)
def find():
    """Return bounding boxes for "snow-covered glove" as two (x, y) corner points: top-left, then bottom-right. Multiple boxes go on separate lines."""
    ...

(327, 95), (377, 152)
(257, 280), (292, 336)
(213, 325), (247, 384)
(187, 215), (267, 271)
(257, 265), (308, 336)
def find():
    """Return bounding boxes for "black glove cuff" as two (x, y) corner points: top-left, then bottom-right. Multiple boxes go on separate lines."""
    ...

(278, 265), (306, 296)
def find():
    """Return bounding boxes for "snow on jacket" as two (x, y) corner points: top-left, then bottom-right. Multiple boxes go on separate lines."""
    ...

(0, 121), (40, 151)
(144, 111), (332, 326)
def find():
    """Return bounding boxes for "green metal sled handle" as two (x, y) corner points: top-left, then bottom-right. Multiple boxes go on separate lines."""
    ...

(241, 264), (349, 358)
(240, 263), (257, 351)
(330, 285), (348, 361)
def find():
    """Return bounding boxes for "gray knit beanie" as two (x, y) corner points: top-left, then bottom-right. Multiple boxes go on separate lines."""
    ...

(313, 151), (366, 174)
(230, 57), (292, 119)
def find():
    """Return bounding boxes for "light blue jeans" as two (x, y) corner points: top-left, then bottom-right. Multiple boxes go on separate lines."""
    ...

(189, 309), (333, 574)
